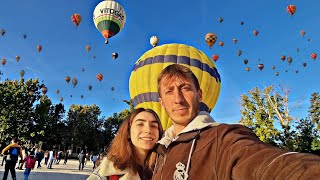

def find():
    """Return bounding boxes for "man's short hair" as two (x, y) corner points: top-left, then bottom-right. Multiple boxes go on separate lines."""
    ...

(12, 137), (19, 143)
(157, 64), (200, 97)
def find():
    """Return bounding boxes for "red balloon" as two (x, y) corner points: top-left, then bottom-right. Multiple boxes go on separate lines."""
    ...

(212, 54), (219, 62)
(311, 53), (317, 60)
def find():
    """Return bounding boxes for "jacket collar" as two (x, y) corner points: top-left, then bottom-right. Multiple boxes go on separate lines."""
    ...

(158, 111), (219, 148)
(97, 157), (141, 180)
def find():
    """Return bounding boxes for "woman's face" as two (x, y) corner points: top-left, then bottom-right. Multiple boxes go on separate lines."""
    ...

(130, 111), (160, 154)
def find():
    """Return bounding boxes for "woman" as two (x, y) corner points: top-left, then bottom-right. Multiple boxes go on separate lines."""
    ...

(87, 108), (163, 180)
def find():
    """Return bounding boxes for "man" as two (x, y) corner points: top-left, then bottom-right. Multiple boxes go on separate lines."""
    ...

(153, 64), (320, 180)
(1, 137), (23, 180)
(78, 150), (86, 171)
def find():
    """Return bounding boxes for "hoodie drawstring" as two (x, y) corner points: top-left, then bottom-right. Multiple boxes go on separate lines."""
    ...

(184, 130), (200, 180)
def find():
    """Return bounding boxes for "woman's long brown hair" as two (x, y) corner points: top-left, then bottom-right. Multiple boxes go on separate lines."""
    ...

(106, 108), (164, 174)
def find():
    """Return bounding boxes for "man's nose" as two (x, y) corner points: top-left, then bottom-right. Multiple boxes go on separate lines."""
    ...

(173, 89), (184, 104)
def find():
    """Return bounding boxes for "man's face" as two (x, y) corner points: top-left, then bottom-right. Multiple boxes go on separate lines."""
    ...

(159, 76), (202, 131)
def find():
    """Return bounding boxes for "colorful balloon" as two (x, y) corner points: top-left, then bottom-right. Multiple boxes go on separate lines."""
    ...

(150, 36), (159, 47)
(219, 41), (224, 47)
(65, 76), (70, 83)
(212, 54), (219, 62)
(129, 44), (221, 130)
(281, 55), (286, 61)
(300, 30), (305, 37)
(37, 45), (42, 52)
(71, 14), (82, 28)
(302, 62), (307, 67)
(237, 50), (242, 56)
(245, 67), (250, 72)
(88, 85), (92, 91)
(287, 5), (296, 16)
(253, 30), (259, 36)
(311, 53), (317, 60)
(1, 58), (6, 65)
(15, 56), (20, 62)
(93, 0), (126, 44)
(271, 66), (275, 70)
(205, 33), (217, 48)
(0, 29), (5, 36)
(218, 17), (223, 23)
(41, 86), (48, 94)
(258, 64), (264, 70)
(97, 73), (103, 81)
(85, 45), (91, 52)
(19, 70), (25, 77)
(275, 72), (279, 76)
(112, 52), (118, 59)
(287, 56), (293, 64)
(72, 77), (78, 88)
(244, 59), (248, 65)
(60, 97), (63, 102)
(233, 38), (238, 44)
(56, 89), (60, 94)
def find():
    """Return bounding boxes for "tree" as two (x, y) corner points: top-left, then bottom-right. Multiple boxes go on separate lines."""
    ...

(292, 117), (318, 153)
(240, 85), (299, 148)
(309, 92), (320, 129)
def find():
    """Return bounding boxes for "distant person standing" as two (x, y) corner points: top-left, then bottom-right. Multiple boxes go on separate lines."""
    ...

(35, 150), (44, 168)
(0, 142), (7, 166)
(1, 137), (23, 180)
(47, 150), (54, 169)
(44, 150), (49, 165)
(63, 150), (69, 165)
(78, 150), (86, 171)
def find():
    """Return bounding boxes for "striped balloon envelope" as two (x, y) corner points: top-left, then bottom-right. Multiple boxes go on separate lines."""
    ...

(129, 44), (221, 129)
(93, 0), (126, 44)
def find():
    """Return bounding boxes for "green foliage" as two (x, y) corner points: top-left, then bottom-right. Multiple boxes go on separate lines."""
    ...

(309, 92), (320, 129)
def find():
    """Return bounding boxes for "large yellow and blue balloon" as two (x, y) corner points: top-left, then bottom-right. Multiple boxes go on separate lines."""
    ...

(93, 0), (126, 44)
(129, 44), (221, 129)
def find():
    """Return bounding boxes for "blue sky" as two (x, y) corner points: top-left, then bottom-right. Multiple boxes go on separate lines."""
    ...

(0, 0), (319, 124)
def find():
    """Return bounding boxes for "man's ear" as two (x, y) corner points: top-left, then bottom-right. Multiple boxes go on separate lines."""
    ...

(198, 89), (202, 101)
(158, 97), (164, 107)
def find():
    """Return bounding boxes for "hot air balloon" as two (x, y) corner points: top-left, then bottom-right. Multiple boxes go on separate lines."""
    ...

(0, 29), (5, 36)
(219, 41), (224, 47)
(233, 38), (238, 44)
(23, 34), (27, 39)
(19, 70), (25, 77)
(311, 53), (317, 60)
(253, 30), (259, 36)
(205, 33), (217, 49)
(1, 58), (6, 65)
(245, 67), (250, 72)
(60, 97), (63, 102)
(111, 86), (115, 91)
(65, 76), (70, 83)
(244, 59), (248, 65)
(218, 17), (223, 23)
(81, 95), (84, 99)
(112, 52), (118, 59)
(129, 43), (221, 130)
(303, 62), (307, 67)
(295, 70), (299, 74)
(93, 0), (126, 44)
(37, 45), (42, 52)
(300, 30), (305, 37)
(240, 21), (244, 25)
(81, 67), (85, 72)
(281, 55), (286, 61)
(15, 56), (20, 62)
(271, 66), (275, 70)
(287, 56), (293, 64)
(41, 86), (48, 94)
(70, 95), (73, 98)
(258, 64), (264, 70)
(72, 77), (78, 88)
(237, 50), (242, 56)
(88, 85), (92, 91)
(212, 54), (219, 62)
(287, 5), (296, 16)
(275, 72), (279, 76)
(296, 48), (300, 52)
(97, 73), (103, 81)
(71, 14), (82, 28)
(150, 36), (159, 47)
(286, 70), (288, 73)
(85, 45), (91, 52)
(56, 89), (60, 94)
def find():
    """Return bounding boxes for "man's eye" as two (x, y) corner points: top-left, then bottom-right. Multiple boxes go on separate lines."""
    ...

(165, 90), (172, 94)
